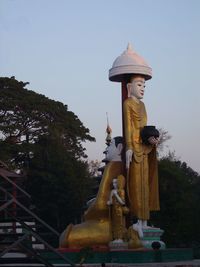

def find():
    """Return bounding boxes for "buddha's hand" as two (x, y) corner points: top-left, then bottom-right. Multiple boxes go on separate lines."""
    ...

(148, 136), (159, 146)
(126, 149), (133, 169)
(107, 200), (112, 205)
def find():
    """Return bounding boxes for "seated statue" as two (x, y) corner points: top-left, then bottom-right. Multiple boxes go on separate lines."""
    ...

(59, 136), (125, 248)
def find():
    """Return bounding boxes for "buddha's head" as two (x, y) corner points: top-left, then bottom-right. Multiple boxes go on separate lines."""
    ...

(112, 178), (118, 189)
(127, 75), (146, 100)
(105, 136), (123, 162)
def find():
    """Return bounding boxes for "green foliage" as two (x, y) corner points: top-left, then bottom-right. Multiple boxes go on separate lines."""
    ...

(0, 76), (95, 169)
(0, 76), (95, 232)
(151, 154), (200, 247)
(26, 135), (93, 231)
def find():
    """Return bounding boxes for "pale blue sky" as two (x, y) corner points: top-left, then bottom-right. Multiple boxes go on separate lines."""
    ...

(1, 0), (200, 173)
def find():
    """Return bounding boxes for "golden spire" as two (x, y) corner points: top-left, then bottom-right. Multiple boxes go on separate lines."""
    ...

(106, 112), (112, 145)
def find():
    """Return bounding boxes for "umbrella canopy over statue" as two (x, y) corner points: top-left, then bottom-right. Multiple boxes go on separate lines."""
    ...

(109, 43), (152, 82)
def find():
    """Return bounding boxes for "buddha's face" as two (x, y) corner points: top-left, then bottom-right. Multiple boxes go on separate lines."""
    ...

(105, 139), (118, 161)
(128, 75), (146, 100)
(105, 138), (122, 162)
(112, 179), (118, 189)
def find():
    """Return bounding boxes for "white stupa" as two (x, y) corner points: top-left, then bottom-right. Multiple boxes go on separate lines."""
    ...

(109, 43), (152, 82)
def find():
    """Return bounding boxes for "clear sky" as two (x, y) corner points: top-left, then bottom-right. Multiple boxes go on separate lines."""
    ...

(1, 0), (200, 173)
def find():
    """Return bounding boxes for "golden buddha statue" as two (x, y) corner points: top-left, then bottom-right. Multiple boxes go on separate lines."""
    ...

(123, 75), (160, 228)
(60, 44), (162, 249)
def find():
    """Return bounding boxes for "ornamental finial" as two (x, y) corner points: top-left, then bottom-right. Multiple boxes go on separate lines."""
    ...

(127, 43), (132, 51)
(106, 112), (112, 145)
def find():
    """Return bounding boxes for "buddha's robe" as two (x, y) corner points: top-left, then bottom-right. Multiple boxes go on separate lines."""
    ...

(123, 98), (160, 220)
(84, 161), (124, 220)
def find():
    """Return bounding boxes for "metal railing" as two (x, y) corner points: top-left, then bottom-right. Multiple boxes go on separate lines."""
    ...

(0, 178), (76, 266)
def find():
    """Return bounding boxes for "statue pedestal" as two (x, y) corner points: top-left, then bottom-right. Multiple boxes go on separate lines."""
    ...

(141, 227), (166, 249)
(54, 247), (193, 265)
(109, 241), (128, 250)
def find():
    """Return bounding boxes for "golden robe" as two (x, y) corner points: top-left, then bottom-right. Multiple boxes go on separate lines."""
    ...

(110, 188), (126, 240)
(85, 161), (124, 220)
(123, 98), (160, 220)
(127, 226), (143, 249)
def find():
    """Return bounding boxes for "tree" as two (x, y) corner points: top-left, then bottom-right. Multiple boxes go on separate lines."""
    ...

(87, 159), (102, 177)
(0, 76), (95, 232)
(157, 128), (171, 155)
(151, 153), (200, 247)
(0, 77), (94, 169)
(26, 135), (94, 231)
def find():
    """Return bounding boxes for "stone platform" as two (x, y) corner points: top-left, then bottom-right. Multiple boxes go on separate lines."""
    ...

(0, 262), (200, 267)
(40, 248), (193, 265)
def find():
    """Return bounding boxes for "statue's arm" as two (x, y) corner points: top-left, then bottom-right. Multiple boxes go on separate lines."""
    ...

(126, 150), (133, 169)
(113, 190), (125, 205)
(123, 101), (133, 150)
(123, 101), (133, 169)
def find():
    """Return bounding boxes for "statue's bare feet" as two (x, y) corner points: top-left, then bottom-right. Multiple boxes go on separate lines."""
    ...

(142, 220), (155, 229)
(133, 220), (143, 238)
(142, 220), (148, 228)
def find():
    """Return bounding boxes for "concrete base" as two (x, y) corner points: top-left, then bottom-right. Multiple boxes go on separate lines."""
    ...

(41, 248), (193, 265)
(109, 241), (128, 250)
(141, 227), (166, 249)
(0, 250), (196, 266)
(0, 261), (200, 266)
